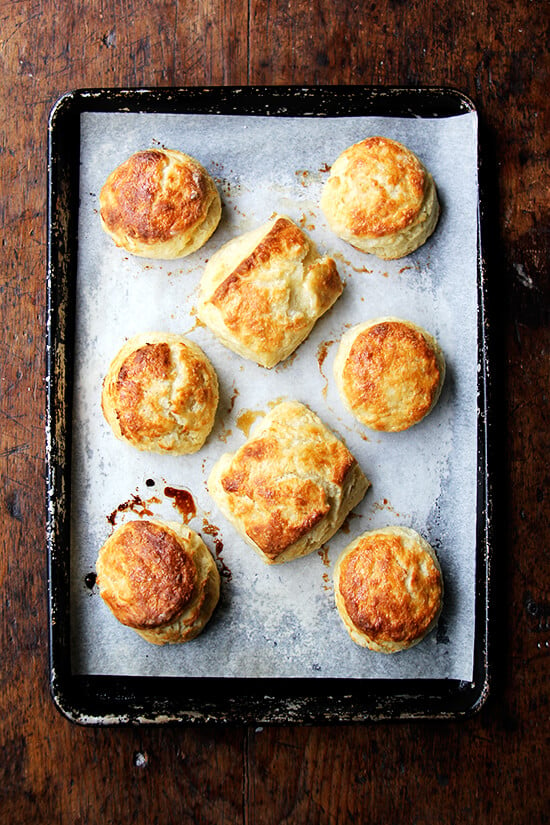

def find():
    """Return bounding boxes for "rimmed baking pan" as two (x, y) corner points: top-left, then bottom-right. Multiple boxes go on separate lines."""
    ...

(47, 86), (491, 723)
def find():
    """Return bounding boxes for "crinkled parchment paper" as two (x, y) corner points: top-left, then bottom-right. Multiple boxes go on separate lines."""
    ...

(71, 110), (478, 680)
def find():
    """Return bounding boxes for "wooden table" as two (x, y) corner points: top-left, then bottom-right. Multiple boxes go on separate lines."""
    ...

(1, 1), (547, 822)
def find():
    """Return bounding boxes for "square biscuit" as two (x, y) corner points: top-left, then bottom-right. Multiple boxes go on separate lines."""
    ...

(208, 400), (370, 564)
(197, 216), (343, 368)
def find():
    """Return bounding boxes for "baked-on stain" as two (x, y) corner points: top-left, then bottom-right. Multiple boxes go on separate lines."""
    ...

(317, 545), (331, 567)
(331, 251), (373, 275)
(107, 494), (154, 526)
(317, 339), (334, 371)
(218, 177), (241, 198)
(372, 497), (400, 518)
(164, 486), (196, 523)
(267, 396), (286, 410)
(298, 212), (316, 232)
(185, 307), (207, 333)
(84, 571), (97, 590)
(201, 518), (232, 581)
(236, 408), (264, 437)
(316, 339), (335, 398)
(339, 511), (360, 535)
(274, 349), (299, 371)
(227, 386), (239, 414)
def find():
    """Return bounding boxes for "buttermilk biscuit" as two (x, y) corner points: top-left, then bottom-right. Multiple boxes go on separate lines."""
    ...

(208, 400), (369, 564)
(334, 526), (443, 653)
(320, 136), (439, 259)
(333, 318), (445, 432)
(96, 519), (220, 645)
(101, 332), (219, 454)
(197, 215), (343, 368)
(99, 148), (221, 259)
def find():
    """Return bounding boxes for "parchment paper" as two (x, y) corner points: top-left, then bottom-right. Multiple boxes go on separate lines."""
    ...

(71, 109), (479, 680)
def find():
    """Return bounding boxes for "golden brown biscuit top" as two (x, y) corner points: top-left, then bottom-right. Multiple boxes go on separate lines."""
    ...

(97, 521), (197, 629)
(110, 339), (217, 444)
(325, 137), (426, 238)
(208, 217), (342, 356)
(99, 149), (211, 245)
(342, 321), (441, 430)
(338, 533), (442, 644)
(219, 401), (356, 560)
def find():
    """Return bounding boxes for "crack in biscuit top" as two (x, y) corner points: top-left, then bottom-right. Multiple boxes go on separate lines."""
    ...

(114, 342), (176, 440)
(109, 338), (218, 450)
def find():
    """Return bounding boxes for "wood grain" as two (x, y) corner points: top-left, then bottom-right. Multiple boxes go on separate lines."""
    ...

(0, 0), (548, 822)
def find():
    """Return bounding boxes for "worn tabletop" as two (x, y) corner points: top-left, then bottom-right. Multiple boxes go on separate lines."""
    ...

(0, 1), (548, 822)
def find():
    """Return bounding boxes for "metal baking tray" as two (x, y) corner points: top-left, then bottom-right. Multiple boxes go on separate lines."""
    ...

(47, 86), (491, 723)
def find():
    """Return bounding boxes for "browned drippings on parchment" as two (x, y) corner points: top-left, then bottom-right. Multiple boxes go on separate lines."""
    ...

(164, 486), (196, 524)
(236, 408), (265, 437)
(107, 493), (154, 526)
(202, 517), (232, 581)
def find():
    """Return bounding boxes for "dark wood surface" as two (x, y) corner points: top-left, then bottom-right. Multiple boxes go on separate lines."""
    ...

(1, 1), (548, 822)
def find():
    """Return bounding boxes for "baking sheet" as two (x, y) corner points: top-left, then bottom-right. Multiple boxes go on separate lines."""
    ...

(70, 109), (478, 682)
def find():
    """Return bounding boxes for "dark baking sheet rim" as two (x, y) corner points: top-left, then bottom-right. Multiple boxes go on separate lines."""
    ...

(46, 85), (492, 724)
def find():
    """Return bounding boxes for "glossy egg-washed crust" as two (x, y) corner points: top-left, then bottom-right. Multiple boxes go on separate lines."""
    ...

(334, 318), (445, 432)
(320, 137), (439, 259)
(208, 400), (370, 564)
(101, 332), (219, 454)
(95, 520), (220, 645)
(99, 148), (221, 259)
(198, 215), (343, 368)
(334, 526), (443, 653)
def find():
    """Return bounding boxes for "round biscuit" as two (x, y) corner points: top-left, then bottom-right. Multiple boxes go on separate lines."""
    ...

(101, 332), (219, 454)
(320, 136), (439, 259)
(96, 519), (220, 645)
(333, 318), (445, 432)
(99, 148), (221, 259)
(334, 526), (443, 653)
